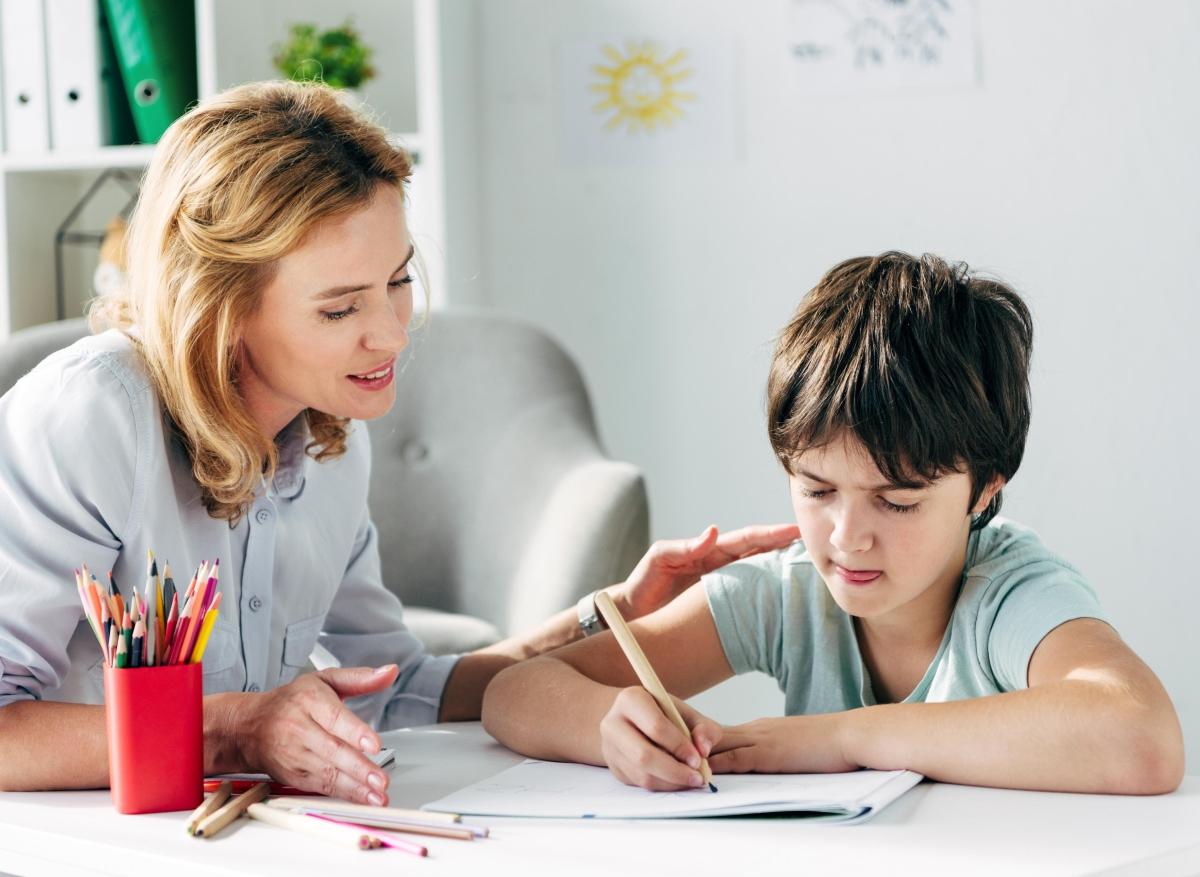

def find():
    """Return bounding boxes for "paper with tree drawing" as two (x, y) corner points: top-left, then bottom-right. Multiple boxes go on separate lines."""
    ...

(423, 759), (922, 823)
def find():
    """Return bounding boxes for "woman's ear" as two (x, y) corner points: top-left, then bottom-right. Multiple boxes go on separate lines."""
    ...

(972, 475), (1006, 514)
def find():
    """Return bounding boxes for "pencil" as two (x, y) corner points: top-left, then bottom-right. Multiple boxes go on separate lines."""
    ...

(263, 796), (462, 825)
(186, 781), (232, 835)
(246, 803), (378, 851)
(190, 593), (223, 664)
(194, 781), (269, 838)
(594, 591), (717, 792)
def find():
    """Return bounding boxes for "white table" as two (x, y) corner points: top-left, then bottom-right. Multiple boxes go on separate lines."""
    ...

(0, 723), (1197, 877)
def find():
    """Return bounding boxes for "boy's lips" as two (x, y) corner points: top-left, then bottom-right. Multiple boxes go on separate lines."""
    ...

(834, 564), (882, 585)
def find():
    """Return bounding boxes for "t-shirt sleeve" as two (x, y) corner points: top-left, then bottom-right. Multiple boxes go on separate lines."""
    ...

(980, 559), (1107, 692)
(703, 557), (785, 679)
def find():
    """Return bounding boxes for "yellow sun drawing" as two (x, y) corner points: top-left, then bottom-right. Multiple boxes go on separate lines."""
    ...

(590, 41), (696, 133)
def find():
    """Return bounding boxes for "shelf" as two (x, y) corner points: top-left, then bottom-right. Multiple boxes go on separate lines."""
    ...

(0, 145), (156, 173)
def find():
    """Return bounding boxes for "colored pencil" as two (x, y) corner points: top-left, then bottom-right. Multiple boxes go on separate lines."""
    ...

(186, 781), (232, 835)
(194, 782), (269, 838)
(246, 805), (380, 850)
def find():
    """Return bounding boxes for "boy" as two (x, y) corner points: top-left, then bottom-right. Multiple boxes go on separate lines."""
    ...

(481, 252), (1183, 794)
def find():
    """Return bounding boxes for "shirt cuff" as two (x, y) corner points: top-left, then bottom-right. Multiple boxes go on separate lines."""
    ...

(378, 652), (462, 730)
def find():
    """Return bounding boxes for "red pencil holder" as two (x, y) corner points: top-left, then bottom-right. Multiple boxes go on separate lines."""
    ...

(103, 662), (204, 814)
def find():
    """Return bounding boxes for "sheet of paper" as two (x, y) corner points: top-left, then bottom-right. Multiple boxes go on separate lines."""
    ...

(423, 759), (921, 822)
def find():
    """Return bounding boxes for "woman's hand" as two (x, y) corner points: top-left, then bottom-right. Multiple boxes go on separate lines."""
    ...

(599, 686), (724, 791)
(708, 714), (858, 775)
(614, 524), (801, 619)
(223, 665), (399, 804)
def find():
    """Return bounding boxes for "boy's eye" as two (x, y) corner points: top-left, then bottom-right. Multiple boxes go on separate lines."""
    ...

(799, 488), (830, 499)
(880, 497), (920, 514)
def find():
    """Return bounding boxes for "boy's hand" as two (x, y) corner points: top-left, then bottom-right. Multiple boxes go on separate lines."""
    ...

(599, 687), (723, 791)
(616, 524), (801, 619)
(708, 714), (859, 775)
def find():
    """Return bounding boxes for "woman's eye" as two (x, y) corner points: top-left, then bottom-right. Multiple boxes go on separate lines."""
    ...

(800, 488), (830, 499)
(388, 275), (414, 290)
(321, 304), (359, 322)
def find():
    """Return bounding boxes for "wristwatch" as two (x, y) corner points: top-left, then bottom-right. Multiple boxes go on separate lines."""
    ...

(576, 590), (608, 637)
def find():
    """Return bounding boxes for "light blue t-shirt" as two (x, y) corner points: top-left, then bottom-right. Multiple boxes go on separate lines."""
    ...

(704, 520), (1106, 712)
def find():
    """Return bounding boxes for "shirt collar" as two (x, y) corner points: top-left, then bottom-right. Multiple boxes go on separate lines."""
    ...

(271, 415), (309, 499)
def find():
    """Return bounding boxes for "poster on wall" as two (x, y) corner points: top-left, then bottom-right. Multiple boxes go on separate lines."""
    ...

(790, 0), (978, 93)
(557, 37), (740, 166)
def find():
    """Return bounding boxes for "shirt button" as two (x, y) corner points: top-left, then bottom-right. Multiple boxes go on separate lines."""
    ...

(247, 683), (261, 692)
(255, 509), (272, 524)
(248, 596), (263, 612)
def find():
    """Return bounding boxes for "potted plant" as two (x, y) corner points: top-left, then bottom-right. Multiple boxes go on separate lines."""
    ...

(272, 21), (376, 90)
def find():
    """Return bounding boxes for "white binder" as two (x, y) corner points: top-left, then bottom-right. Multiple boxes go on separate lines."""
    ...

(0, 0), (51, 153)
(45, 0), (106, 150)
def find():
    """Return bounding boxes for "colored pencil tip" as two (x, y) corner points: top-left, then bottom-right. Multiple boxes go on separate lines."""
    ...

(708, 782), (718, 793)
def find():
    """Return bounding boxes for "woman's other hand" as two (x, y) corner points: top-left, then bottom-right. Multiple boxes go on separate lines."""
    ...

(615, 523), (800, 619)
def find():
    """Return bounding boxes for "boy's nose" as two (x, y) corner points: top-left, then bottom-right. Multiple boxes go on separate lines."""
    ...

(829, 510), (872, 555)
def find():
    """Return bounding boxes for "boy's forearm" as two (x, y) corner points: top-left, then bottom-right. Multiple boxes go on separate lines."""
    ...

(841, 681), (1184, 795)
(481, 657), (620, 764)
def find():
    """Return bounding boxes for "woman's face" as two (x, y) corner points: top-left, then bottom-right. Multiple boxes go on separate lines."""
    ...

(237, 184), (414, 437)
(788, 432), (1000, 628)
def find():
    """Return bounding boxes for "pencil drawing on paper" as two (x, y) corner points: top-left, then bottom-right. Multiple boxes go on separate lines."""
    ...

(589, 40), (696, 133)
(790, 0), (978, 91)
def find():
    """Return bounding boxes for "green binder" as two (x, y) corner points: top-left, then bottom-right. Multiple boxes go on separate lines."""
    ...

(98, 3), (138, 146)
(102, 0), (197, 144)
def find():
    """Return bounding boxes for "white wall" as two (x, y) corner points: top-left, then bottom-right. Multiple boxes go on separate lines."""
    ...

(448, 1), (1200, 766)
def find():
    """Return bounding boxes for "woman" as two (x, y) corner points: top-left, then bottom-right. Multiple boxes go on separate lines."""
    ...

(0, 81), (796, 803)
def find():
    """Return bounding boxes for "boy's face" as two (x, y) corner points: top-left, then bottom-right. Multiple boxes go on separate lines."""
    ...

(788, 433), (997, 626)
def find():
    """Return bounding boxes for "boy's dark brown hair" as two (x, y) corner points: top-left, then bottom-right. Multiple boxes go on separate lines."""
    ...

(767, 251), (1033, 529)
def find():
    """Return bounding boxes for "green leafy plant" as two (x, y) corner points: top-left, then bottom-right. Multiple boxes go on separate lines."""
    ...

(272, 21), (377, 90)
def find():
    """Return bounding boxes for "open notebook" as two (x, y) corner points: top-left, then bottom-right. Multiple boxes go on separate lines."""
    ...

(423, 759), (922, 824)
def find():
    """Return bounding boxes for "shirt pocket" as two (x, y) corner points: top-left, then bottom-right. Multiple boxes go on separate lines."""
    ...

(280, 614), (326, 684)
(200, 620), (241, 694)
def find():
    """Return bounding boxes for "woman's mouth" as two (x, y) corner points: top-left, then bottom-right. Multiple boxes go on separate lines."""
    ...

(347, 361), (395, 391)
(834, 565), (883, 586)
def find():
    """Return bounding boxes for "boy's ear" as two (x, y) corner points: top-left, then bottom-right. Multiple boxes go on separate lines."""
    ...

(971, 475), (1006, 514)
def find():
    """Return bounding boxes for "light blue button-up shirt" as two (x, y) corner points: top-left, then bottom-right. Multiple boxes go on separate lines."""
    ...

(0, 330), (458, 728)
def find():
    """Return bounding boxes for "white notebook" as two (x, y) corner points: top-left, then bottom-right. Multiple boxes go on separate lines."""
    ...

(423, 759), (922, 824)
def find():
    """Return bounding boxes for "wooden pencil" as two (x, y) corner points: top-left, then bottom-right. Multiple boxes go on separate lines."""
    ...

(263, 796), (461, 824)
(594, 591), (716, 791)
(246, 804), (377, 850)
(185, 781), (232, 835)
(194, 782), (269, 838)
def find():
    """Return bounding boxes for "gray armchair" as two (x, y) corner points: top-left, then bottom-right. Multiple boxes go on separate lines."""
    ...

(0, 312), (650, 655)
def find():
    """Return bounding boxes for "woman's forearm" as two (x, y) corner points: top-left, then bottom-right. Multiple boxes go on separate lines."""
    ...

(0, 694), (259, 791)
(842, 680), (1184, 794)
(0, 701), (109, 790)
(438, 585), (637, 722)
(481, 657), (620, 764)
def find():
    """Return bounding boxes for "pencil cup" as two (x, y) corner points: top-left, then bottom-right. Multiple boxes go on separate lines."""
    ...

(103, 662), (204, 814)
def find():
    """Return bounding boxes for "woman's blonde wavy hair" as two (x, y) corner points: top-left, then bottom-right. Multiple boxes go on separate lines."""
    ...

(90, 80), (413, 525)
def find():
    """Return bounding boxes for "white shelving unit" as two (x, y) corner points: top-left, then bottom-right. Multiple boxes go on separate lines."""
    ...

(0, 0), (448, 338)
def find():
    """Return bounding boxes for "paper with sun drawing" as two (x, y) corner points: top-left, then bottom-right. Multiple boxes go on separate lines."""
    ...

(423, 759), (922, 824)
(557, 37), (740, 165)
(790, 0), (979, 93)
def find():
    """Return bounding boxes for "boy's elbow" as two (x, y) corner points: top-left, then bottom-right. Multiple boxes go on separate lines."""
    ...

(1108, 707), (1185, 795)
(480, 660), (528, 742)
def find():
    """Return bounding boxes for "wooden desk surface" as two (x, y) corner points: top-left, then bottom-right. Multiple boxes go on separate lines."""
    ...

(0, 723), (1197, 877)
